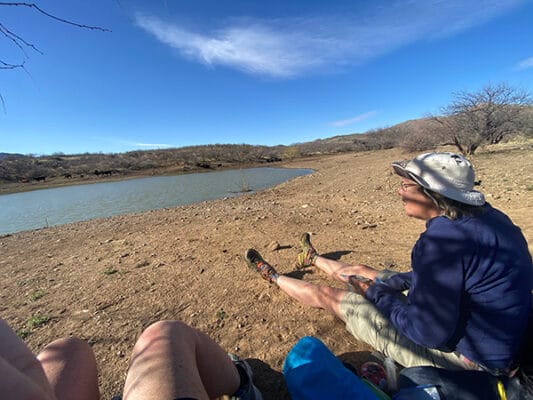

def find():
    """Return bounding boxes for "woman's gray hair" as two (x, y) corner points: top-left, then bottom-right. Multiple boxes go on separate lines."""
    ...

(420, 187), (484, 220)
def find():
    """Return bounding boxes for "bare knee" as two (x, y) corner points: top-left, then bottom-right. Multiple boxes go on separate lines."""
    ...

(55, 337), (93, 355)
(133, 321), (196, 356)
(315, 286), (346, 316)
(124, 321), (205, 399)
(38, 336), (94, 365)
(38, 337), (99, 400)
(137, 320), (194, 342)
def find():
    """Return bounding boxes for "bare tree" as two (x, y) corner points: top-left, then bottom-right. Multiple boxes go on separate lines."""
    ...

(399, 119), (442, 152)
(432, 83), (532, 155)
(0, 2), (110, 110)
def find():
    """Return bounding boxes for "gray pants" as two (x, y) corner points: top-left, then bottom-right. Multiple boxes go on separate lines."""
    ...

(340, 292), (469, 370)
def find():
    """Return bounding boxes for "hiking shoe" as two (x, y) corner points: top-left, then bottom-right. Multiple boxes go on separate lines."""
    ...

(359, 361), (388, 392)
(228, 353), (263, 400)
(245, 249), (279, 283)
(297, 232), (318, 268)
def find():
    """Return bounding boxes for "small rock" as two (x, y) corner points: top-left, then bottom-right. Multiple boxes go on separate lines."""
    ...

(362, 223), (378, 229)
(135, 260), (150, 268)
(268, 241), (280, 251)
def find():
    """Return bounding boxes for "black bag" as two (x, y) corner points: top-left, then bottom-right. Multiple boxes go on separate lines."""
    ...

(398, 312), (533, 400)
(517, 312), (533, 398)
(399, 367), (508, 400)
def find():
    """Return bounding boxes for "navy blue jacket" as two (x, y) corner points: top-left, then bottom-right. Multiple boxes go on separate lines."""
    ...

(366, 204), (533, 370)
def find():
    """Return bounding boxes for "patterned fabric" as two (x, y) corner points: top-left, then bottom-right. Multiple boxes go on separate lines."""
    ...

(245, 249), (278, 283)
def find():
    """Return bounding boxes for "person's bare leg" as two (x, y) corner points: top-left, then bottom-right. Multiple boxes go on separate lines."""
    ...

(314, 256), (380, 282)
(300, 233), (379, 281)
(0, 318), (56, 399)
(276, 275), (348, 320)
(246, 248), (350, 319)
(123, 320), (240, 400)
(37, 337), (100, 400)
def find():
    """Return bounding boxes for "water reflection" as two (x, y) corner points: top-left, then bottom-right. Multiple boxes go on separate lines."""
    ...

(0, 167), (312, 235)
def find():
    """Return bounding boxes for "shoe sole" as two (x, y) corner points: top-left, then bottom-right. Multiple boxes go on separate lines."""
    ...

(297, 232), (314, 268)
(300, 232), (311, 248)
(244, 249), (262, 272)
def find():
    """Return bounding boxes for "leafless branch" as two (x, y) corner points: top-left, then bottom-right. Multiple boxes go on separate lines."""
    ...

(434, 83), (533, 154)
(0, 22), (42, 56)
(0, 59), (25, 69)
(0, 2), (111, 32)
(0, 2), (111, 109)
(0, 92), (5, 113)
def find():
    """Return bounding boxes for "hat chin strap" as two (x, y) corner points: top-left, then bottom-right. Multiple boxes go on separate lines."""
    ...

(419, 187), (442, 212)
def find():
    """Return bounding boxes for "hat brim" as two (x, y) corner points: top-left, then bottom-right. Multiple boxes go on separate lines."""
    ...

(391, 160), (485, 206)
(391, 160), (413, 180)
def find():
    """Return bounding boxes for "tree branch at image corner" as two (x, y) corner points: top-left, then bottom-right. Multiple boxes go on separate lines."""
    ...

(0, 2), (110, 111)
(0, 2), (111, 32)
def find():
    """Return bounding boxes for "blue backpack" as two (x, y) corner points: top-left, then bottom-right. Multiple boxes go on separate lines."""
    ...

(283, 336), (530, 400)
(283, 336), (388, 399)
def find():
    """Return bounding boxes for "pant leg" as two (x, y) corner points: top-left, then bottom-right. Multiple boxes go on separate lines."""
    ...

(340, 292), (467, 370)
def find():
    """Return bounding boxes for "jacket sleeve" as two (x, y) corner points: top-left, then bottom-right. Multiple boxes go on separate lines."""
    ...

(365, 220), (466, 349)
(378, 271), (412, 291)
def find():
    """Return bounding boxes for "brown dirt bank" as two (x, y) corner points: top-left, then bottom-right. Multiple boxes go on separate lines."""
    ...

(0, 161), (272, 195)
(1, 146), (532, 399)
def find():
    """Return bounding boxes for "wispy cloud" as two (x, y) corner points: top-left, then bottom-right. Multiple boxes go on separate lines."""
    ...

(330, 111), (378, 127)
(94, 136), (174, 150)
(133, 142), (174, 149)
(515, 56), (533, 70)
(135, 0), (524, 78)
(135, 16), (335, 77)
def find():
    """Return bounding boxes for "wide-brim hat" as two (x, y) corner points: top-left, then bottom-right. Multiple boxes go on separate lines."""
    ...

(392, 152), (485, 206)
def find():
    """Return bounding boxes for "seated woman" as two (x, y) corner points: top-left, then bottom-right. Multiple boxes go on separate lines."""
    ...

(246, 152), (532, 376)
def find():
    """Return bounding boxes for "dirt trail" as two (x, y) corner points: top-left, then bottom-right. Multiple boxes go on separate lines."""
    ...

(1, 146), (532, 399)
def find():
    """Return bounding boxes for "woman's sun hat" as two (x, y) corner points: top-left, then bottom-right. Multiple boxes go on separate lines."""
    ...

(392, 152), (485, 206)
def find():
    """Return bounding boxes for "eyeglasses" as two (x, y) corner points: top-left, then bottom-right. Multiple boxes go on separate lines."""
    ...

(399, 183), (418, 191)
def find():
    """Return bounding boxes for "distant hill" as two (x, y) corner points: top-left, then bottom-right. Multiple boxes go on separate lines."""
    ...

(1, 111), (531, 185)
(0, 152), (24, 160)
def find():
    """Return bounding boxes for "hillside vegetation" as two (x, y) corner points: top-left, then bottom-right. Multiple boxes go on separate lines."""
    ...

(2, 108), (532, 188)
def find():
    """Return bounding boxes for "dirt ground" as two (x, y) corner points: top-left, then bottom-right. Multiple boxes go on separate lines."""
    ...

(1, 145), (532, 399)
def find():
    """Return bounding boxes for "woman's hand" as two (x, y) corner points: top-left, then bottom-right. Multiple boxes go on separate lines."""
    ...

(340, 274), (374, 295)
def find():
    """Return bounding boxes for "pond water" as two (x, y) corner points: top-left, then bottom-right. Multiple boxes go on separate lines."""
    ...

(0, 167), (312, 235)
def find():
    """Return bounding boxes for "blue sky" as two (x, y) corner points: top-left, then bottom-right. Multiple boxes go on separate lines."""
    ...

(1, 0), (532, 155)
